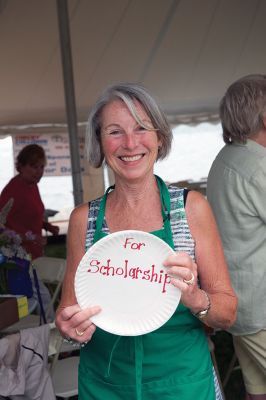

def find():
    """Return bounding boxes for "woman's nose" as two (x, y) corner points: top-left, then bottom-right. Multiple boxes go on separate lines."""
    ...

(122, 132), (137, 149)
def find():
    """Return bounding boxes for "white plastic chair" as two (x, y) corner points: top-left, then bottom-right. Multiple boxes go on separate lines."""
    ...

(2, 257), (66, 333)
(48, 323), (79, 399)
(32, 256), (66, 317)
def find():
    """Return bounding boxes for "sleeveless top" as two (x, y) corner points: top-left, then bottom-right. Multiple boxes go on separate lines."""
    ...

(79, 176), (223, 400)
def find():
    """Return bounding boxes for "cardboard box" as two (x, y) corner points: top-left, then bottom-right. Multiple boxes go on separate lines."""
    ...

(0, 295), (29, 330)
(0, 296), (19, 330)
(17, 296), (29, 318)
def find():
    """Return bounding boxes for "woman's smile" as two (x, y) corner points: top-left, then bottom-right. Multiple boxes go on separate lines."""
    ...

(119, 153), (145, 162)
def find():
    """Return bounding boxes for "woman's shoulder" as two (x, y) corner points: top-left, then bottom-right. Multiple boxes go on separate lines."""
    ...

(69, 202), (89, 221)
(1, 175), (18, 192)
(186, 190), (208, 210)
(185, 190), (217, 233)
(0, 177), (19, 205)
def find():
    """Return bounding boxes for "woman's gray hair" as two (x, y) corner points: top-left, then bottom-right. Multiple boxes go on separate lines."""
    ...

(86, 82), (173, 167)
(220, 74), (266, 144)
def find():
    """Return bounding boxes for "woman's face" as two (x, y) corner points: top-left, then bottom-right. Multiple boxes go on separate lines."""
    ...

(19, 159), (45, 184)
(100, 99), (161, 182)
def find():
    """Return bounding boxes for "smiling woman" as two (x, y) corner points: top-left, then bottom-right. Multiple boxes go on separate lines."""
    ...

(55, 82), (236, 400)
(99, 99), (163, 184)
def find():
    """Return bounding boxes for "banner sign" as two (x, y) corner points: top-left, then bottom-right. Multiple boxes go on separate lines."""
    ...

(12, 133), (84, 176)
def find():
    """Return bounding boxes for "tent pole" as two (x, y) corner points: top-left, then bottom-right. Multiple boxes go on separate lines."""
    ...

(56, 0), (83, 206)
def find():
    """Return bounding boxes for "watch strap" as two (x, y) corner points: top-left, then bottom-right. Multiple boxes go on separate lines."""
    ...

(193, 290), (211, 320)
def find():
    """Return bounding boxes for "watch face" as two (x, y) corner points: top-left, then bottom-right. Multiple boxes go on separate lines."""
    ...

(195, 290), (211, 319)
(197, 309), (208, 319)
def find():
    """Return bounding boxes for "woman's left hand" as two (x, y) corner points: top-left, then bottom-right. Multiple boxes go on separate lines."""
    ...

(48, 224), (60, 235)
(163, 252), (202, 311)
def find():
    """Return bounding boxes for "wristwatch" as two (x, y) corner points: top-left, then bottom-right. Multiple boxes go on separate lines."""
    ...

(193, 290), (211, 320)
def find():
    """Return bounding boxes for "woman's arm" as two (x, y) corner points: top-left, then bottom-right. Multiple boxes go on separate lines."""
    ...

(164, 191), (237, 330)
(187, 190), (237, 328)
(55, 203), (101, 342)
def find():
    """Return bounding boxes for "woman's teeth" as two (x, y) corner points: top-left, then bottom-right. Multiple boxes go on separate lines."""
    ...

(120, 155), (142, 162)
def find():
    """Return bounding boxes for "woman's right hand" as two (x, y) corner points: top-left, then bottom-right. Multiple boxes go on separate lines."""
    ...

(55, 304), (101, 343)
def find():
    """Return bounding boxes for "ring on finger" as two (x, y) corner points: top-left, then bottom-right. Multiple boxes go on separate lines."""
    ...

(183, 272), (195, 286)
(75, 328), (85, 336)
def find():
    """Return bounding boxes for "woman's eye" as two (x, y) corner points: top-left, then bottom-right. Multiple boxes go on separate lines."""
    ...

(109, 130), (122, 136)
(104, 129), (121, 136)
(136, 126), (146, 133)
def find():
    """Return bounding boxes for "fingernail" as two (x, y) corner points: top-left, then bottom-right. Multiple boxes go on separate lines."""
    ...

(91, 306), (101, 313)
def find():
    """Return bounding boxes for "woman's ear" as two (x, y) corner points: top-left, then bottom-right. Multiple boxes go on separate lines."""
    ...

(157, 135), (162, 148)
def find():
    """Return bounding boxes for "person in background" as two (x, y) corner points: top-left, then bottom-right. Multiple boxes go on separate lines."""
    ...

(207, 74), (266, 400)
(0, 144), (60, 320)
(56, 82), (237, 400)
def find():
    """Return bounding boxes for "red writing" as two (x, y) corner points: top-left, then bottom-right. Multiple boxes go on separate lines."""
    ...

(87, 258), (170, 293)
(123, 237), (146, 250)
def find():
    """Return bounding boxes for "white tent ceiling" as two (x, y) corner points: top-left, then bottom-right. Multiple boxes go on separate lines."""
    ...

(1, 0), (266, 134)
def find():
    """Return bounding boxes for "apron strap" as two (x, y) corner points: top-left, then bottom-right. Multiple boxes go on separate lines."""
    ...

(154, 175), (175, 250)
(93, 185), (114, 243)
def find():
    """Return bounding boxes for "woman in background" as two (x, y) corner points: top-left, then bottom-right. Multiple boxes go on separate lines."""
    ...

(0, 144), (59, 320)
(0, 144), (59, 258)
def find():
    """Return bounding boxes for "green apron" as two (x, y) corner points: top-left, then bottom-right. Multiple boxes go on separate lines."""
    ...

(79, 176), (215, 400)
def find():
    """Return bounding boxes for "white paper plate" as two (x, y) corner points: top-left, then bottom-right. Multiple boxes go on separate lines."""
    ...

(75, 230), (180, 336)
